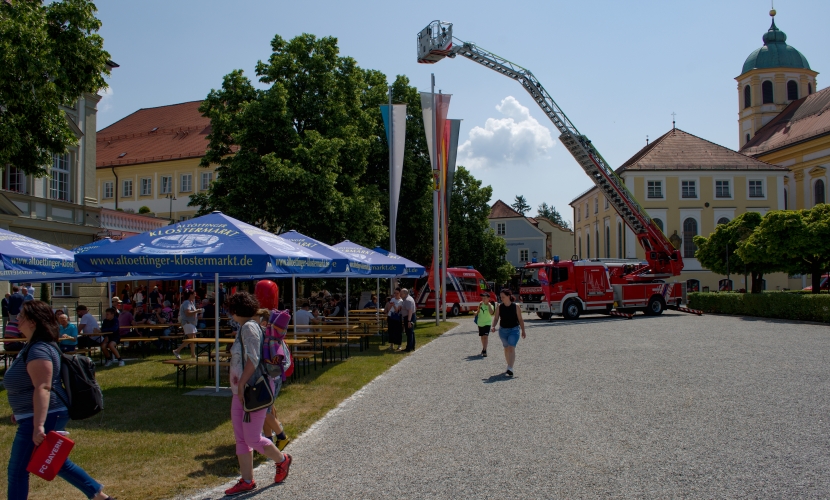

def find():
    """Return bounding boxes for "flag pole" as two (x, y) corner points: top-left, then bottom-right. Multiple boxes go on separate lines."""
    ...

(439, 90), (447, 323)
(432, 74), (440, 326)
(214, 272), (220, 392)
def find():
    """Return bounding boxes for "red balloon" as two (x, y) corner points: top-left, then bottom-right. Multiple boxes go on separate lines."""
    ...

(255, 280), (279, 309)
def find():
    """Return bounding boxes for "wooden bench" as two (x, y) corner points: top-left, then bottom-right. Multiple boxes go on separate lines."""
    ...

(290, 350), (323, 373)
(162, 359), (230, 388)
(118, 337), (159, 358)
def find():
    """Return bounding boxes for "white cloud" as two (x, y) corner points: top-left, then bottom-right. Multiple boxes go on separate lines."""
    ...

(458, 96), (555, 169)
(98, 86), (114, 113)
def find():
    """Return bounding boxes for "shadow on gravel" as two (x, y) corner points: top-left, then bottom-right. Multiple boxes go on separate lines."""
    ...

(193, 482), (281, 500)
(482, 374), (513, 383)
(464, 355), (485, 361)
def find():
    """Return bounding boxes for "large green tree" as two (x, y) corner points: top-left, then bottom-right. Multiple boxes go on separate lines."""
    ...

(191, 34), (388, 246)
(448, 166), (511, 282)
(0, 0), (110, 176)
(537, 202), (570, 229)
(738, 205), (830, 294)
(693, 212), (775, 293)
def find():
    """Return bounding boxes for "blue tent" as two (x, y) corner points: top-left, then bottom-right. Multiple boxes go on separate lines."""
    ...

(75, 212), (335, 275)
(0, 228), (77, 274)
(333, 241), (406, 277)
(278, 230), (370, 276)
(373, 247), (427, 277)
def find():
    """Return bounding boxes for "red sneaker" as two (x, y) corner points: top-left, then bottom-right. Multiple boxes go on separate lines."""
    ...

(224, 478), (256, 495)
(274, 453), (292, 483)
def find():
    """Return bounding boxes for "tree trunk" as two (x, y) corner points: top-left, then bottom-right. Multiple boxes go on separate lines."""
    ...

(750, 272), (764, 293)
(811, 265), (823, 295)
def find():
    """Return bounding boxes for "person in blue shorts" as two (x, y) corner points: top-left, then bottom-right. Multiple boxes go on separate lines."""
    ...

(490, 288), (526, 377)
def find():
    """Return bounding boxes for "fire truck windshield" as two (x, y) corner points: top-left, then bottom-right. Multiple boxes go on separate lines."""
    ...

(546, 266), (569, 285)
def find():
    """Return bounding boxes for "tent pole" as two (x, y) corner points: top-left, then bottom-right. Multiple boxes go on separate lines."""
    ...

(346, 277), (349, 328)
(292, 276), (297, 341)
(215, 273), (220, 392)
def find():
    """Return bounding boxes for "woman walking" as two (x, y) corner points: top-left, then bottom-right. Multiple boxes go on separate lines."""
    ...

(6, 301), (114, 500)
(474, 291), (495, 357)
(385, 289), (403, 351)
(490, 288), (526, 377)
(225, 292), (291, 495)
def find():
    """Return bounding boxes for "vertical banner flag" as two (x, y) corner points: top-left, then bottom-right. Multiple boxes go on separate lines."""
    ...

(420, 92), (451, 190)
(380, 103), (407, 248)
(444, 119), (462, 214)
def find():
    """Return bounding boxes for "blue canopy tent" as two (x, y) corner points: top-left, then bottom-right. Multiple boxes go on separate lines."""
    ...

(331, 241), (411, 316)
(0, 228), (79, 275)
(75, 212), (337, 391)
(372, 247), (427, 277)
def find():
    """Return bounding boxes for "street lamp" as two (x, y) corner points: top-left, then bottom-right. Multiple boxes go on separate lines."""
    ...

(166, 193), (177, 222)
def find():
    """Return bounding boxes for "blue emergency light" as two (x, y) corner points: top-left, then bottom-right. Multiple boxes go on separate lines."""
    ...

(553, 255), (560, 263)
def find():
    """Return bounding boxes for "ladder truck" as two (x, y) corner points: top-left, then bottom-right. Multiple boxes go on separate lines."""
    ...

(417, 21), (701, 319)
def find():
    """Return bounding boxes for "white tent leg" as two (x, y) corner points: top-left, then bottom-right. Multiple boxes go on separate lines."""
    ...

(346, 277), (349, 327)
(292, 276), (297, 341)
(214, 273), (220, 392)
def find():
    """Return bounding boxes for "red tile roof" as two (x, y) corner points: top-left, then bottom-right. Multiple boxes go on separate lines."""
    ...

(619, 128), (785, 172)
(97, 101), (213, 168)
(488, 199), (524, 219)
(740, 86), (830, 156)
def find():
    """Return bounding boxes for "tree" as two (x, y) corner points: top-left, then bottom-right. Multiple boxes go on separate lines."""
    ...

(511, 195), (530, 215)
(191, 34), (388, 247)
(694, 212), (774, 293)
(448, 167), (509, 282)
(738, 206), (830, 294)
(537, 202), (570, 229)
(0, 0), (111, 176)
(138, 206), (151, 214)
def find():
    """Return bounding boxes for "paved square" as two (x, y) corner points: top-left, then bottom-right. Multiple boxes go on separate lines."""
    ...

(190, 312), (830, 499)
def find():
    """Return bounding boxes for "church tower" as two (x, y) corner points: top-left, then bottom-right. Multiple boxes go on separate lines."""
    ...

(736, 9), (817, 148)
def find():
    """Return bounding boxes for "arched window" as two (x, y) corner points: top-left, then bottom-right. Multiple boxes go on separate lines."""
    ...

(617, 222), (623, 257)
(784, 188), (788, 209)
(808, 83), (813, 95)
(744, 85), (751, 108)
(653, 218), (664, 233)
(595, 229), (599, 258)
(745, 133), (751, 145)
(683, 218), (698, 258)
(686, 279), (700, 292)
(815, 179), (826, 206)
(586, 234), (590, 259)
(787, 80), (799, 100)
(578, 237), (582, 259)
(762, 81), (774, 104)
(605, 226), (610, 258)
(717, 217), (730, 225)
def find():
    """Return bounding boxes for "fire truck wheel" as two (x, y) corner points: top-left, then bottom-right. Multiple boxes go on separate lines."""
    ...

(562, 300), (581, 320)
(645, 296), (665, 316)
(450, 304), (461, 317)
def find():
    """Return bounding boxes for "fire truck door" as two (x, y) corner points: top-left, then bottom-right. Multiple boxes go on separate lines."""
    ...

(585, 269), (606, 296)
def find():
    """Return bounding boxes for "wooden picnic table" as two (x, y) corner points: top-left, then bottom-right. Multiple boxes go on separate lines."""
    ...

(179, 337), (234, 360)
(162, 359), (230, 388)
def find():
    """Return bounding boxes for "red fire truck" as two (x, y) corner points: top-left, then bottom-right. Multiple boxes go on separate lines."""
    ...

(518, 257), (690, 319)
(417, 21), (701, 320)
(415, 267), (493, 317)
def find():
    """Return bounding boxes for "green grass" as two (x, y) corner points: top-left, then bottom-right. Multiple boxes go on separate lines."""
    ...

(0, 320), (456, 499)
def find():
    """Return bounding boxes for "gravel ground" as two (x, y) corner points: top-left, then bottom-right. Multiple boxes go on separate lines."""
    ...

(187, 312), (830, 499)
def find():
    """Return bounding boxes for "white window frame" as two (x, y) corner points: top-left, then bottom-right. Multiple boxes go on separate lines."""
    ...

(519, 248), (529, 262)
(812, 177), (827, 207)
(180, 174), (193, 193)
(604, 196), (609, 210)
(680, 179), (698, 200)
(179, 215), (192, 221)
(122, 179), (133, 198)
(140, 178), (153, 196)
(52, 282), (72, 297)
(594, 197), (598, 214)
(496, 223), (506, 236)
(714, 178), (733, 199)
(103, 181), (114, 199)
(50, 153), (71, 202)
(200, 172), (213, 191)
(160, 176), (173, 195)
(748, 178), (766, 199)
(7, 166), (26, 194)
(646, 179), (664, 200)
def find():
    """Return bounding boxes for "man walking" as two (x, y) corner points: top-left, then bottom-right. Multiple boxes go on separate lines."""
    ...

(8, 286), (24, 320)
(399, 288), (417, 352)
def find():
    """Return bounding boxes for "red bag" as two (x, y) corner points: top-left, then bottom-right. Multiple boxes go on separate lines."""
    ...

(27, 431), (74, 481)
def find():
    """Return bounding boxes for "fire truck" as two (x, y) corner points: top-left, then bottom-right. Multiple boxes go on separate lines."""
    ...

(417, 21), (700, 320)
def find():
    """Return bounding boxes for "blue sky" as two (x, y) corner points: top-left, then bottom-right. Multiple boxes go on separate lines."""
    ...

(95, 0), (829, 226)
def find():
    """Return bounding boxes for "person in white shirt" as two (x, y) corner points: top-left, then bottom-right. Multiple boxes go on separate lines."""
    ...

(293, 301), (319, 333)
(76, 305), (102, 348)
(385, 289), (403, 351)
(399, 288), (417, 352)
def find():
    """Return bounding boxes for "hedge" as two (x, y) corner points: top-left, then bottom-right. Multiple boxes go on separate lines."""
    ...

(688, 292), (830, 323)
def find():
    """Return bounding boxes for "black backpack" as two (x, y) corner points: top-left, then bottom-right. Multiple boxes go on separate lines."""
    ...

(23, 341), (104, 420)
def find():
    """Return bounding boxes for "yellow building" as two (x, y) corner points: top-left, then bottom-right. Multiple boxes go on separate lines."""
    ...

(570, 128), (789, 292)
(96, 101), (217, 221)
